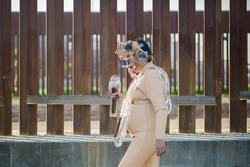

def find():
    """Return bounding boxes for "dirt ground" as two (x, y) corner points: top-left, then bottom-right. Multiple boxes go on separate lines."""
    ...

(11, 99), (250, 135)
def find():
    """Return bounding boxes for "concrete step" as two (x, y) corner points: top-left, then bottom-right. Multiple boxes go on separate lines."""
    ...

(0, 134), (249, 167)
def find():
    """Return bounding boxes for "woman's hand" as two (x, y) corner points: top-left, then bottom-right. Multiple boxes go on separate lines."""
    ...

(113, 92), (125, 101)
(155, 139), (166, 156)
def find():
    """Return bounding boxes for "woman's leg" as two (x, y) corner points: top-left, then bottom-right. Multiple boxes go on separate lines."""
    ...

(118, 133), (155, 167)
(141, 152), (159, 167)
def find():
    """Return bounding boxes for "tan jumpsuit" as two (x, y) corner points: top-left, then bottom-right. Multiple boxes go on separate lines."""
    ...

(118, 62), (168, 167)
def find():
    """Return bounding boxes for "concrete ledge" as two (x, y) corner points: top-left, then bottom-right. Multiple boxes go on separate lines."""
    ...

(0, 134), (249, 167)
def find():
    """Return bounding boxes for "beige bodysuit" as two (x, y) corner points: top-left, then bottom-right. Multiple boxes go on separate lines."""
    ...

(118, 62), (168, 167)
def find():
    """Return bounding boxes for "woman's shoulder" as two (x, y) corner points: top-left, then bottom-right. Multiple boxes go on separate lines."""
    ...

(143, 66), (162, 80)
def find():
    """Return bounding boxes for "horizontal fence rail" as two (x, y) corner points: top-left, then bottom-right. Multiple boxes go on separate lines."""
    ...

(27, 95), (216, 106)
(27, 95), (110, 105)
(240, 91), (250, 100)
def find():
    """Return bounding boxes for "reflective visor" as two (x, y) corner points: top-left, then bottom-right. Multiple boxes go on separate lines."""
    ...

(120, 56), (135, 68)
(135, 50), (148, 64)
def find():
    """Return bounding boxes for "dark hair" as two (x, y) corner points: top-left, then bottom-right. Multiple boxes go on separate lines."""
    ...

(124, 42), (133, 51)
(137, 40), (152, 62)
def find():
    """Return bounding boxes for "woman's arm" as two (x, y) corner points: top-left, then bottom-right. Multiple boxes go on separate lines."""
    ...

(143, 69), (169, 156)
(144, 69), (168, 138)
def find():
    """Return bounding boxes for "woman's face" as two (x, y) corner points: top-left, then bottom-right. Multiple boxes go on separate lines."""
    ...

(128, 61), (144, 73)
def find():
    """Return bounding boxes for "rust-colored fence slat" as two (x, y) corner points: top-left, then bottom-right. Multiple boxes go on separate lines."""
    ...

(126, 0), (144, 41)
(99, 0), (117, 134)
(152, 0), (171, 133)
(229, 0), (247, 133)
(178, 0), (196, 133)
(100, 105), (117, 134)
(0, 98), (3, 108)
(204, 0), (222, 133)
(73, 105), (91, 134)
(73, 0), (91, 135)
(47, 0), (64, 135)
(0, 0), (12, 136)
(126, 0), (144, 86)
(19, 0), (38, 135)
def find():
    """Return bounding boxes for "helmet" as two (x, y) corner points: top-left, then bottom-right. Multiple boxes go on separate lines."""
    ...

(115, 40), (150, 68)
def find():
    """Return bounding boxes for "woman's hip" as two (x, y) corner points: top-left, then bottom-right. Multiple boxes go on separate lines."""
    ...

(127, 103), (156, 134)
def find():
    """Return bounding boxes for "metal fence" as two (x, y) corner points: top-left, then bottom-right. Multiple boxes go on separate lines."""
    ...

(1, 0), (249, 135)
(10, 12), (237, 96)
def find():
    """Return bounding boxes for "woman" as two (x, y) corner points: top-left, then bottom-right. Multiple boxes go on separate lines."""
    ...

(114, 40), (172, 167)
